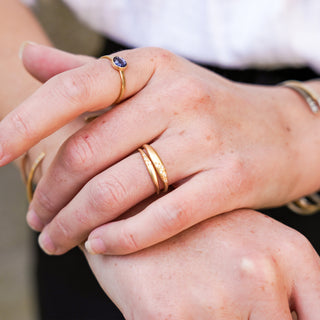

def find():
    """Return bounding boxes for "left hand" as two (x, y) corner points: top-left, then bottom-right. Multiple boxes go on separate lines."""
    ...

(1, 43), (319, 255)
(83, 207), (320, 320)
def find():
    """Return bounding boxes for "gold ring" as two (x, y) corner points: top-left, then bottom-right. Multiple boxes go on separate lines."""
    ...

(287, 196), (320, 215)
(100, 55), (127, 105)
(138, 148), (160, 194)
(142, 144), (169, 193)
(26, 152), (45, 202)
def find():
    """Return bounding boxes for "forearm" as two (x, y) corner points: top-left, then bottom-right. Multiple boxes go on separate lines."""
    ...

(0, 0), (51, 118)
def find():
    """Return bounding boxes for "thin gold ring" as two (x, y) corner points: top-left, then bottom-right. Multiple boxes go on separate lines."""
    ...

(143, 144), (169, 192)
(287, 197), (320, 215)
(100, 55), (127, 105)
(138, 148), (160, 194)
(26, 152), (45, 202)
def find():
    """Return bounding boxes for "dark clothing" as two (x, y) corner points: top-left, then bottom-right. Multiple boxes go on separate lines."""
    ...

(36, 39), (320, 319)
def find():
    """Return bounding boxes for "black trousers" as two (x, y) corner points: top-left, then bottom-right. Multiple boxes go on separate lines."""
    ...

(35, 39), (320, 320)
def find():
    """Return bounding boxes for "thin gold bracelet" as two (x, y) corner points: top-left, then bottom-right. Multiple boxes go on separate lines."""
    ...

(23, 152), (46, 202)
(281, 80), (320, 114)
(281, 80), (320, 215)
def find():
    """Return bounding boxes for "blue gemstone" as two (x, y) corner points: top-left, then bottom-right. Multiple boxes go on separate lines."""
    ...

(113, 56), (127, 68)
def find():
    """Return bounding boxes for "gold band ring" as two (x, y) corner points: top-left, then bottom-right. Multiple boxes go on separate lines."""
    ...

(100, 55), (127, 105)
(287, 196), (320, 215)
(24, 152), (45, 202)
(142, 144), (169, 193)
(138, 148), (160, 194)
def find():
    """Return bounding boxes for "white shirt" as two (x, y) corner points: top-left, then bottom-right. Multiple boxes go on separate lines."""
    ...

(22, 0), (320, 72)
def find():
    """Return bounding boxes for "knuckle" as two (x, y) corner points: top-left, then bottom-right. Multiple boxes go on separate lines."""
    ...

(73, 208), (92, 229)
(51, 70), (93, 105)
(155, 201), (189, 234)
(9, 110), (36, 140)
(34, 186), (57, 215)
(118, 225), (139, 253)
(60, 133), (96, 171)
(239, 253), (279, 285)
(151, 47), (176, 66)
(54, 215), (73, 242)
(88, 174), (128, 212)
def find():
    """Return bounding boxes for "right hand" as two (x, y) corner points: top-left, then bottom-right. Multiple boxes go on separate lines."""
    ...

(7, 43), (320, 257)
(83, 207), (320, 320)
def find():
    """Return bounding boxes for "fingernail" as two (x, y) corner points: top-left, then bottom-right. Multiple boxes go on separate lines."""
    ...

(85, 238), (107, 255)
(26, 209), (44, 231)
(19, 41), (36, 60)
(38, 232), (56, 255)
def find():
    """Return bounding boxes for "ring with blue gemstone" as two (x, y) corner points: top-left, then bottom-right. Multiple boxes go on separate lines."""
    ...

(100, 55), (128, 105)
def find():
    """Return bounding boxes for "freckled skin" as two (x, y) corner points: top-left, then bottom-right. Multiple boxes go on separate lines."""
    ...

(11, 45), (320, 319)
(85, 208), (320, 319)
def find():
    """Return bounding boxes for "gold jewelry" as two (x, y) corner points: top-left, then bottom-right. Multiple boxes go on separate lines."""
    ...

(281, 80), (320, 215)
(138, 148), (160, 194)
(100, 55), (127, 105)
(20, 153), (29, 184)
(287, 195), (320, 216)
(26, 152), (45, 202)
(281, 80), (320, 114)
(142, 144), (169, 193)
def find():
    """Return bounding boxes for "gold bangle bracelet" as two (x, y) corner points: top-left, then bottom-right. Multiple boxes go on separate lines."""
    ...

(26, 152), (45, 202)
(281, 80), (320, 114)
(281, 80), (320, 215)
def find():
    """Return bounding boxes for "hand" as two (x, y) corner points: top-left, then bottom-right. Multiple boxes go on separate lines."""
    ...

(83, 207), (320, 319)
(1, 43), (319, 255)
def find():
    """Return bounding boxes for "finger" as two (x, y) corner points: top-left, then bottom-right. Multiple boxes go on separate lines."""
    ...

(21, 42), (94, 83)
(0, 47), (157, 165)
(42, 145), (253, 255)
(27, 90), (169, 231)
(84, 170), (239, 255)
(36, 134), (201, 255)
(292, 245), (320, 320)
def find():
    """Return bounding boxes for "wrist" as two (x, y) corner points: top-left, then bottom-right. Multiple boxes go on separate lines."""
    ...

(234, 80), (320, 203)
(274, 80), (320, 198)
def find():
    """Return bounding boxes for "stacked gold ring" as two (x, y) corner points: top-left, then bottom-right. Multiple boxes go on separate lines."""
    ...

(138, 144), (169, 194)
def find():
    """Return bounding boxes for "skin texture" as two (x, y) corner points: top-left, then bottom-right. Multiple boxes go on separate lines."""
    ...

(4, 43), (320, 256)
(0, 3), (319, 318)
(83, 206), (320, 320)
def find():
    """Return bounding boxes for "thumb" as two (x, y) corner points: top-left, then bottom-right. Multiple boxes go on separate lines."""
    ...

(20, 42), (95, 83)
